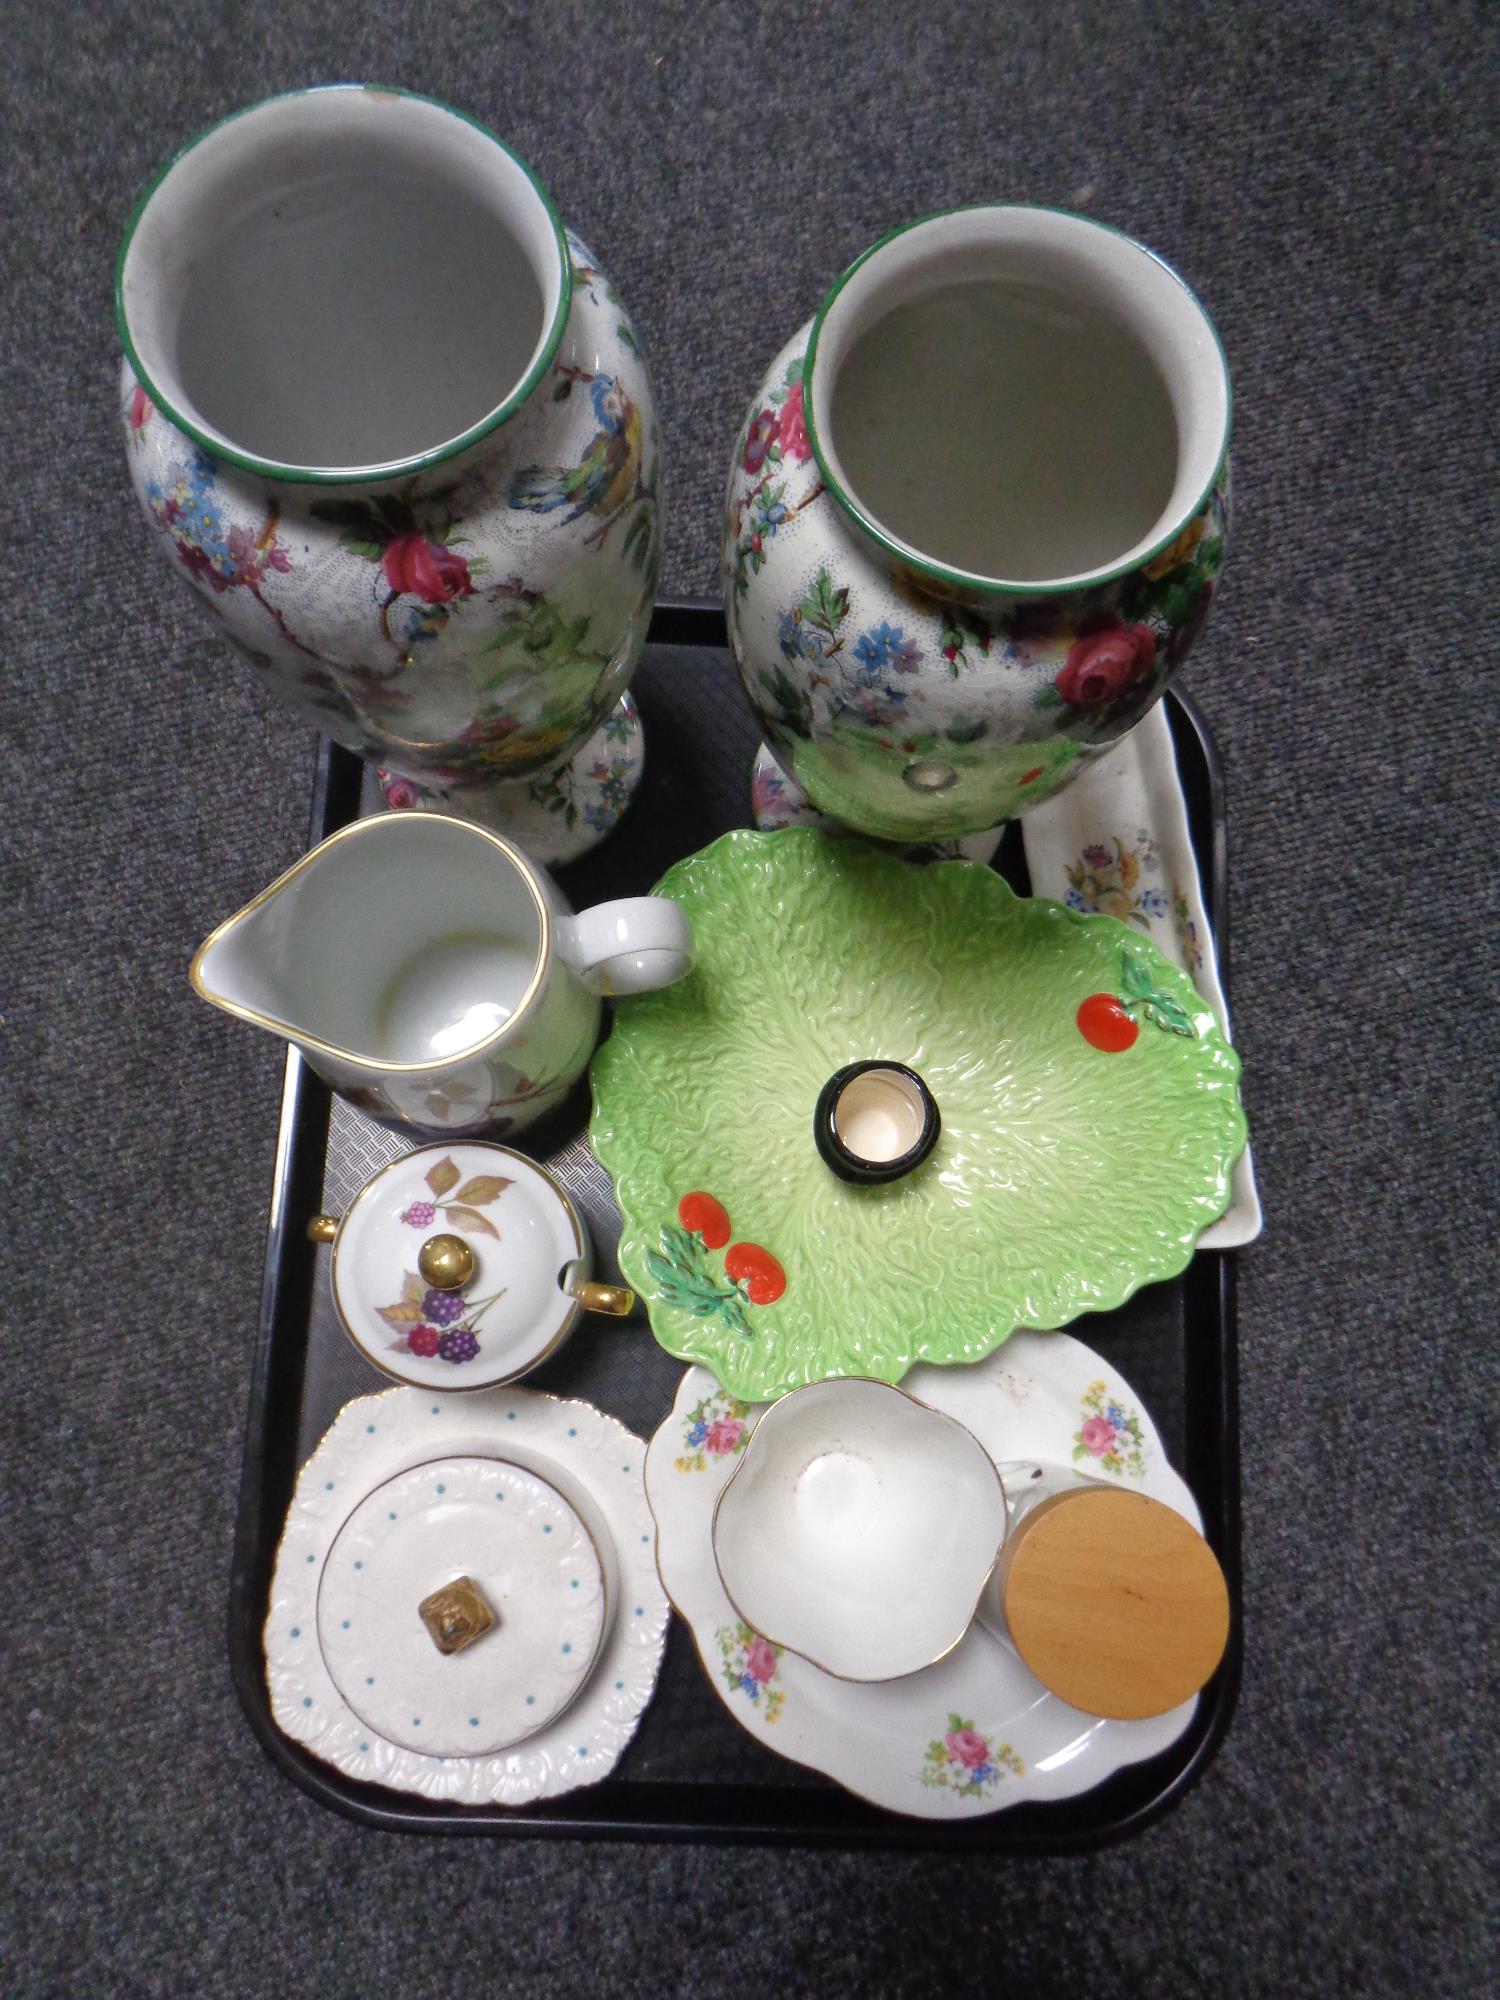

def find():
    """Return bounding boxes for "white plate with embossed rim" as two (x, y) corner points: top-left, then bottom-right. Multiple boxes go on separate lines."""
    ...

(646, 1330), (1205, 1820)
(316, 1455), (610, 1757)
(265, 1386), (668, 1807)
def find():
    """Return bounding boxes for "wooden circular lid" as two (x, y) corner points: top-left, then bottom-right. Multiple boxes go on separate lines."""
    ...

(1000, 1487), (1230, 1720)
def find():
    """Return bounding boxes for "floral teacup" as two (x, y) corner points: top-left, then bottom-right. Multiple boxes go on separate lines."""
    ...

(711, 1377), (1007, 1681)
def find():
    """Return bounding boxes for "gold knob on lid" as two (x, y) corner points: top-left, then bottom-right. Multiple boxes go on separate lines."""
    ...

(418, 1575), (495, 1655)
(418, 1232), (476, 1291)
(307, 1214), (338, 1244)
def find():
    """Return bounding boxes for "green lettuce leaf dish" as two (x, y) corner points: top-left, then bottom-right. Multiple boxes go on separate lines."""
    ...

(590, 829), (1246, 1402)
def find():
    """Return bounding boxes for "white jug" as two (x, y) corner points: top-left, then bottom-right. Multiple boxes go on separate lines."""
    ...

(191, 811), (693, 1133)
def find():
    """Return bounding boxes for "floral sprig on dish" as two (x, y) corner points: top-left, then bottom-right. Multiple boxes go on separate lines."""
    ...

(1172, 887), (1205, 974)
(1072, 1380), (1147, 1479)
(716, 1622), (785, 1722)
(920, 1716), (1023, 1798)
(1064, 832), (1169, 931)
(676, 1391), (752, 1473)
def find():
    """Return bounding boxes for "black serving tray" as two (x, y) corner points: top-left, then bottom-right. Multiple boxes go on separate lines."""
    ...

(228, 600), (1242, 1850)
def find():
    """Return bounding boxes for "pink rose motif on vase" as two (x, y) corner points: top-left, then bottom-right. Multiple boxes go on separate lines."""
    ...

(128, 384), (153, 432)
(921, 1714), (1023, 1799)
(716, 1622), (785, 1722)
(1053, 617), (1158, 712)
(675, 1390), (754, 1473)
(1072, 1380), (1148, 1479)
(776, 381), (810, 463)
(380, 531), (476, 605)
(307, 492), (491, 650)
(378, 771), (423, 810)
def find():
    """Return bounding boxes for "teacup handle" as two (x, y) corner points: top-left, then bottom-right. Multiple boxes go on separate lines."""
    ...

(558, 897), (694, 997)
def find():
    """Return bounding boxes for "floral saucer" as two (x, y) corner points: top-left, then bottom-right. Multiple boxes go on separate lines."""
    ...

(265, 1386), (668, 1806)
(592, 828), (1246, 1401)
(646, 1330), (1208, 1820)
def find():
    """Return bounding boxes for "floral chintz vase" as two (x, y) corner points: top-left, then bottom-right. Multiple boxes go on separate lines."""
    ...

(724, 206), (1231, 845)
(118, 87), (660, 860)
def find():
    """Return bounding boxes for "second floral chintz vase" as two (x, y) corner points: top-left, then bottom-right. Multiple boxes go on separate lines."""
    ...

(724, 206), (1231, 847)
(118, 86), (660, 861)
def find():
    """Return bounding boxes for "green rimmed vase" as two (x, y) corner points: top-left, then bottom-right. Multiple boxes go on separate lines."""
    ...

(726, 205), (1230, 850)
(118, 86), (659, 862)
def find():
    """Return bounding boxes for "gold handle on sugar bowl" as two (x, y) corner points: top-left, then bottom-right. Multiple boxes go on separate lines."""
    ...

(567, 1277), (636, 1318)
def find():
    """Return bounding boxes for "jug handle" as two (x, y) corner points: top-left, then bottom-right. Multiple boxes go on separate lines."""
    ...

(557, 897), (694, 998)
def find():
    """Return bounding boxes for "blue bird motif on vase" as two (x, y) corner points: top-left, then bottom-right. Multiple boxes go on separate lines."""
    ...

(509, 369), (645, 549)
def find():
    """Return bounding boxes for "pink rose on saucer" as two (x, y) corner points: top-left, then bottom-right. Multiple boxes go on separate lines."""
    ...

(745, 1635), (778, 1684)
(706, 1417), (746, 1456)
(1080, 1414), (1116, 1457)
(945, 1728), (990, 1770)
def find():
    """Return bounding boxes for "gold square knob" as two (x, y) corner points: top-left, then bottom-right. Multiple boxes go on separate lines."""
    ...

(418, 1575), (495, 1655)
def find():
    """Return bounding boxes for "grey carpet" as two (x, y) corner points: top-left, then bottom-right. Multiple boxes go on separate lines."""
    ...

(3, 1), (1495, 1994)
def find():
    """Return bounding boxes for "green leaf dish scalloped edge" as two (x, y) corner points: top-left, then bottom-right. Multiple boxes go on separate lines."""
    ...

(590, 829), (1247, 1403)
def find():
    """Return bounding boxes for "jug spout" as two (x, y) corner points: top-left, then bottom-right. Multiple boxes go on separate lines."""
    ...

(188, 810), (690, 1138)
(190, 857), (356, 1071)
(187, 812), (567, 1103)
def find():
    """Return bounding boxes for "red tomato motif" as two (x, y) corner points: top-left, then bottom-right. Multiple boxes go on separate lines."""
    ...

(724, 1242), (787, 1306)
(1076, 994), (1140, 1053)
(677, 1191), (731, 1249)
